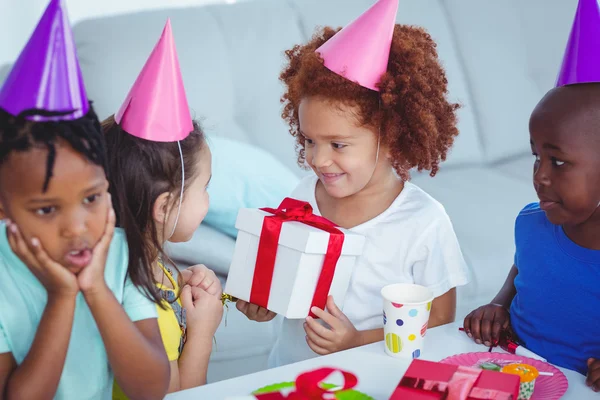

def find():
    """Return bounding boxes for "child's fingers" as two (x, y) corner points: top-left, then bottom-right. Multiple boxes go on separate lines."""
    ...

(468, 311), (483, 343)
(179, 268), (192, 283)
(463, 313), (474, 338)
(97, 196), (116, 250)
(310, 306), (339, 330)
(586, 373), (600, 392)
(236, 299), (249, 314)
(180, 285), (194, 310)
(304, 322), (331, 348)
(30, 237), (59, 269)
(587, 359), (600, 374)
(325, 295), (344, 319)
(480, 308), (499, 346)
(490, 318), (504, 345)
(306, 336), (329, 356)
(305, 315), (335, 341)
(10, 224), (39, 269)
(187, 268), (207, 287)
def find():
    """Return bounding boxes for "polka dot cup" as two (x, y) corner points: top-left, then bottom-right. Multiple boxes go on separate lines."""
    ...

(381, 283), (433, 359)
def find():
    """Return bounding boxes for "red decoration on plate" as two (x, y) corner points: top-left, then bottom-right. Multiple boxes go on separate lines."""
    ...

(440, 352), (568, 400)
(392, 303), (403, 308)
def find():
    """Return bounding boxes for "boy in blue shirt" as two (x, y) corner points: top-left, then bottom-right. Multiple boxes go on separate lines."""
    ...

(464, 0), (600, 392)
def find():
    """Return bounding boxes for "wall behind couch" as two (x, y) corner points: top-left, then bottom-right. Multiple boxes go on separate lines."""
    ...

(0, 0), (242, 71)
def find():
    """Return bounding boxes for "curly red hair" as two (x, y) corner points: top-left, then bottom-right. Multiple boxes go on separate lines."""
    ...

(280, 25), (460, 179)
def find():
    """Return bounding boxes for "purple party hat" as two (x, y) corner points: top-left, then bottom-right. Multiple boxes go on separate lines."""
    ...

(0, 0), (88, 120)
(556, 0), (600, 87)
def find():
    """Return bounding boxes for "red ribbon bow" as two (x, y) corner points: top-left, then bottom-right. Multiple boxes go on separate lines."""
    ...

(250, 198), (345, 317)
(255, 367), (358, 400)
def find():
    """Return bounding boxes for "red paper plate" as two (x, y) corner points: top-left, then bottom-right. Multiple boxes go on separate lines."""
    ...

(440, 352), (568, 399)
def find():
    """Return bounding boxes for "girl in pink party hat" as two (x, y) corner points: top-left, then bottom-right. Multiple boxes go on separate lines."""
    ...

(103, 20), (223, 397)
(465, 0), (600, 389)
(0, 1), (170, 399)
(236, 0), (469, 367)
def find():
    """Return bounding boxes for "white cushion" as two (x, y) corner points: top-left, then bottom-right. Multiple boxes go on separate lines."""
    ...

(290, 0), (483, 167)
(73, 8), (248, 142)
(208, 309), (277, 383)
(209, 0), (307, 175)
(165, 224), (236, 278)
(495, 154), (534, 183)
(411, 167), (536, 318)
(442, 0), (537, 162)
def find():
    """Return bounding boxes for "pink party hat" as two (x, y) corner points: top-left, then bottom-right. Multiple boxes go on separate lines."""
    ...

(115, 19), (192, 142)
(556, 0), (600, 87)
(0, 0), (89, 120)
(316, 0), (398, 91)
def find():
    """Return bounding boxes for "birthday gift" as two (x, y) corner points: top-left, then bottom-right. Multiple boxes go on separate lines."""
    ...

(390, 359), (521, 400)
(224, 198), (365, 319)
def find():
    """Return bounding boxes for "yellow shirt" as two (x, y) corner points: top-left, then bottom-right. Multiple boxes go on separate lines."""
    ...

(113, 263), (184, 400)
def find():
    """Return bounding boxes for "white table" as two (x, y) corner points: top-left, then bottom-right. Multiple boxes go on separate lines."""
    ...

(166, 321), (595, 399)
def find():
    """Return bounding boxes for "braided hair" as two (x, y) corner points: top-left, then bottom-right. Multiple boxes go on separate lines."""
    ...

(0, 104), (107, 192)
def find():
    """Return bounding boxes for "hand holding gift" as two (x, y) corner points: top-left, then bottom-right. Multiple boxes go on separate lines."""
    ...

(236, 300), (277, 322)
(304, 295), (361, 355)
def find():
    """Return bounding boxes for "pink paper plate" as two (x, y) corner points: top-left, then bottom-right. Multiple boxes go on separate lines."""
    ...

(440, 352), (568, 399)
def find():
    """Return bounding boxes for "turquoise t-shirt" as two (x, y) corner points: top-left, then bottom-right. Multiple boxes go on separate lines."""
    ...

(0, 224), (157, 399)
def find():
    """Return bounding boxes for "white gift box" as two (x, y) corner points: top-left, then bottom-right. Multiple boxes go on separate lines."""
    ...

(224, 207), (365, 319)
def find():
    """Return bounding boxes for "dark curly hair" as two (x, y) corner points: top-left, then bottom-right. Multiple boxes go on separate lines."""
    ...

(280, 25), (460, 179)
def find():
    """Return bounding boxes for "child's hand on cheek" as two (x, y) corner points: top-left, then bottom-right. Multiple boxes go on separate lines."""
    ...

(6, 221), (78, 298)
(586, 358), (600, 392)
(304, 295), (362, 355)
(78, 195), (115, 296)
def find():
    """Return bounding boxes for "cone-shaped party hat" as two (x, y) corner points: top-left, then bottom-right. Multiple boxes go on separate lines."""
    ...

(556, 0), (600, 87)
(315, 0), (398, 91)
(115, 19), (192, 142)
(0, 0), (89, 120)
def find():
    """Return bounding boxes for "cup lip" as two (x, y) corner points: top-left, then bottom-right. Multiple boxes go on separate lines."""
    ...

(381, 283), (434, 305)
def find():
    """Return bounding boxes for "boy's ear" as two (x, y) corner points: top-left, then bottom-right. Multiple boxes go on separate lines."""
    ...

(152, 192), (171, 225)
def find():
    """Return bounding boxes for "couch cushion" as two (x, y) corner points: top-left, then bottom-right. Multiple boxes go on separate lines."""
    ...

(442, 0), (577, 163)
(207, 0), (307, 176)
(72, 8), (250, 143)
(165, 224), (236, 278)
(495, 154), (534, 183)
(203, 135), (301, 238)
(288, 0), (483, 168)
(411, 167), (536, 319)
(208, 309), (277, 383)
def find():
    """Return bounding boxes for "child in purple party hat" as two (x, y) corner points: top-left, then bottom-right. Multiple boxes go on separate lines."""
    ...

(0, 1), (169, 398)
(464, 0), (600, 390)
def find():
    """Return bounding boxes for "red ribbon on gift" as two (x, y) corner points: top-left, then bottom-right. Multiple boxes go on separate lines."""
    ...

(250, 198), (345, 317)
(400, 366), (514, 400)
(254, 367), (358, 400)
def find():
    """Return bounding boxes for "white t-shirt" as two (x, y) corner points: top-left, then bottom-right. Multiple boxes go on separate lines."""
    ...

(268, 175), (469, 367)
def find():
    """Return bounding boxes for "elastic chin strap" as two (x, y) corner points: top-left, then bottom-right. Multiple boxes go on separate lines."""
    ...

(168, 141), (185, 240)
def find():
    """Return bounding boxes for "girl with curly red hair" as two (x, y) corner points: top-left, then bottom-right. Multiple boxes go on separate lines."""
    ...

(237, 0), (469, 367)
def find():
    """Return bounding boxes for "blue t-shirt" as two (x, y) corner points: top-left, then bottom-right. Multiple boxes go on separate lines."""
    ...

(0, 224), (158, 399)
(510, 203), (600, 374)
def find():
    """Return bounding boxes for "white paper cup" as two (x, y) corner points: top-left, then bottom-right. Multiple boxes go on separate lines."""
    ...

(381, 283), (434, 359)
